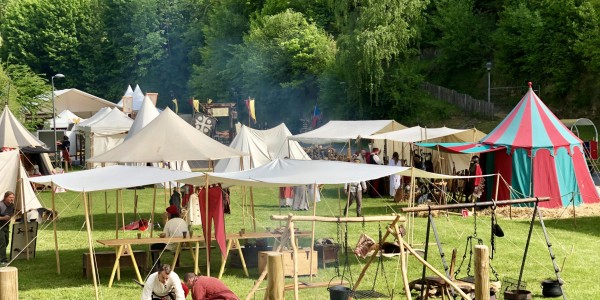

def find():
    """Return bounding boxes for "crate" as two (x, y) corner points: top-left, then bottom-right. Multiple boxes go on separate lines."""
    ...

(229, 245), (273, 268)
(314, 244), (340, 268)
(258, 249), (318, 277)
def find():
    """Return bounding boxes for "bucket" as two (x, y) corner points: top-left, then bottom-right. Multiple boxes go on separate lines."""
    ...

(504, 289), (533, 300)
(328, 285), (351, 300)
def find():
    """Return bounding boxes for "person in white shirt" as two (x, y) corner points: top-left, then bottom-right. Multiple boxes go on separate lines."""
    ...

(141, 264), (186, 300)
(150, 205), (188, 270)
(343, 159), (367, 217)
(388, 152), (403, 197)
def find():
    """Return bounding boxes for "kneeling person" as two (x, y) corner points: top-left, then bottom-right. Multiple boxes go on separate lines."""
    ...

(183, 272), (238, 300)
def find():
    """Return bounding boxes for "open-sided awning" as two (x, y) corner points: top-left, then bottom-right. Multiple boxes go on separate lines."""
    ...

(416, 142), (506, 154)
(29, 165), (201, 192)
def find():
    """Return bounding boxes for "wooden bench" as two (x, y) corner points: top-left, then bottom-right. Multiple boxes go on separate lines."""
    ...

(83, 250), (148, 279)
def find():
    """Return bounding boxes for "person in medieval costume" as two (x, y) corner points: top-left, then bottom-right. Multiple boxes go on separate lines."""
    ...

(292, 185), (309, 211)
(464, 155), (483, 202)
(279, 186), (294, 207)
(388, 152), (402, 198)
(187, 187), (202, 226)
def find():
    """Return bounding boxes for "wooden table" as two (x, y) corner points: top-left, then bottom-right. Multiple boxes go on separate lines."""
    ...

(97, 231), (310, 287)
(97, 236), (203, 288)
(217, 231), (310, 279)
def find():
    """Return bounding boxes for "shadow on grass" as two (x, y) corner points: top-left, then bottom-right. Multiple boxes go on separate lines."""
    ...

(535, 215), (600, 238)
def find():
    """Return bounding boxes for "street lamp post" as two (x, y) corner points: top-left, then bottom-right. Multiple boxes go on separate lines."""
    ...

(51, 74), (65, 166)
(486, 62), (492, 103)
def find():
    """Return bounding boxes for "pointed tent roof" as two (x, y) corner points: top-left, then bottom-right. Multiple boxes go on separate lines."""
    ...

(214, 123), (310, 172)
(480, 84), (581, 151)
(117, 84), (145, 112)
(0, 105), (47, 148)
(126, 96), (159, 140)
(84, 108), (133, 134)
(88, 108), (247, 163)
(73, 107), (112, 130)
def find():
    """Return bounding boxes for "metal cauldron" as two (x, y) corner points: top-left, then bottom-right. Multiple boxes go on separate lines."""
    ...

(504, 289), (533, 300)
(541, 279), (563, 298)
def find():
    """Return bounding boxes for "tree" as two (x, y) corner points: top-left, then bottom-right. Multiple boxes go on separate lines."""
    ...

(238, 9), (336, 130)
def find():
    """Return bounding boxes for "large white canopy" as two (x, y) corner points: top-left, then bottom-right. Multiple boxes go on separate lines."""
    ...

(50, 88), (118, 117)
(290, 120), (406, 144)
(88, 108), (247, 163)
(366, 126), (469, 142)
(214, 123), (310, 172)
(29, 165), (200, 192)
(126, 95), (159, 140)
(183, 158), (459, 187)
(0, 105), (47, 148)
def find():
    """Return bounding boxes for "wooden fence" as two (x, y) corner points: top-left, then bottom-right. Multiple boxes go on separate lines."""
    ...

(422, 82), (495, 118)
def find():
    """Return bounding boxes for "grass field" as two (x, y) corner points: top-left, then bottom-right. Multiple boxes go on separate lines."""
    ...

(7, 185), (599, 299)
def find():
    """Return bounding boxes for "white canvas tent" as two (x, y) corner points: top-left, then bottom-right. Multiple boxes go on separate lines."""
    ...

(0, 150), (43, 213)
(0, 105), (54, 174)
(76, 108), (133, 166)
(45, 109), (86, 130)
(48, 88), (118, 118)
(290, 120), (406, 144)
(214, 123), (310, 172)
(117, 84), (145, 112)
(88, 108), (247, 163)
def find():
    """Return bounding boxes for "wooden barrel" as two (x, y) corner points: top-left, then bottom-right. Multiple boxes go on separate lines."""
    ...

(0, 266), (19, 300)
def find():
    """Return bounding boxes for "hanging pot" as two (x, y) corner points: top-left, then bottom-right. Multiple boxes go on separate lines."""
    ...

(504, 289), (533, 300)
(492, 223), (505, 237)
(541, 279), (563, 297)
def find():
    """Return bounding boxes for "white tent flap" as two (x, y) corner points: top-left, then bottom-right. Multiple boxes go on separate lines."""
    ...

(29, 165), (201, 192)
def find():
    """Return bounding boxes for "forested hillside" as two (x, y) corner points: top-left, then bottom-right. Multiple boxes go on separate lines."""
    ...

(1, 0), (599, 132)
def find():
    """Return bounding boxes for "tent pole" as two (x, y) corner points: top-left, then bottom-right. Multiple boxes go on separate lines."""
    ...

(120, 189), (125, 234)
(134, 189), (138, 219)
(240, 156), (246, 226)
(19, 165), (30, 260)
(104, 191), (107, 214)
(83, 191), (100, 300)
(494, 174), (500, 202)
(249, 188), (256, 232)
(51, 182), (60, 274)
(115, 190), (119, 239)
(151, 185), (157, 237)
(89, 192), (94, 230)
(205, 170), (211, 276)
(409, 167), (416, 245)
(309, 183), (318, 280)
(348, 139), (352, 161)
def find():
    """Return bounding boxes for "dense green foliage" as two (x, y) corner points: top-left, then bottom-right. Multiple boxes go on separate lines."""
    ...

(2, 0), (600, 131)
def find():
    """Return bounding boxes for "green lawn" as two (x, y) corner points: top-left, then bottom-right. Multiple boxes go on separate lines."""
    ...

(8, 185), (599, 299)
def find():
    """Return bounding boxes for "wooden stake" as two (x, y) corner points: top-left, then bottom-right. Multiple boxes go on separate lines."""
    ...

(120, 190), (125, 234)
(51, 183), (60, 274)
(89, 192), (94, 230)
(394, 224), (411, 300)
(104, 191), (107, 214)
(264, 252), (285, 300)
(83, 192), (100, 300)
(475, 245), (490, 300)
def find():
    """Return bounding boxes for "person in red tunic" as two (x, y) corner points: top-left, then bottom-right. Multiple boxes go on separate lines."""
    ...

(183, 273), (238, 300)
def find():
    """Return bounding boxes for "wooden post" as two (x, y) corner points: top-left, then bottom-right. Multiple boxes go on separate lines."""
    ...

(115, 190), (119, 239)
(408, 167), (416, 245)
(289, 219), (299, 300)
(0, 266), (18, 300)
(308, 183), (319, 280)
(134, 189), (138, 218)
(51, 183), (60, 274)
(89, 192), (94, 230)
(19, 168), (30, 260)
(250, 187), (257, 232)
(104, 191), (108, 214)
(151, 185), (157, 237)
(394, 224), (412, 300)
(120, 189), (125, 234)
(264, 252), (285, 300)
(475, 245), (490, 300)
(83, 192), (100, 300)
